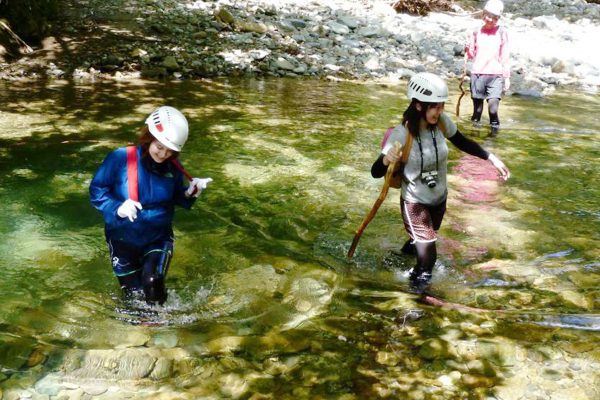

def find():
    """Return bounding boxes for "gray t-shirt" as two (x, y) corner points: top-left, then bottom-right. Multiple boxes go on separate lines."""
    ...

(382, 113), (457, 205)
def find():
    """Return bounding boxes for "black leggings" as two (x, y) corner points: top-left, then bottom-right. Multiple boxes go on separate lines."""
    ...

(410, 241), (437, 281)
(110, 239), (173, 305)
(472, 98), (500, 127)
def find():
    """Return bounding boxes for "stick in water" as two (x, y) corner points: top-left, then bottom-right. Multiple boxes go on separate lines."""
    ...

(347, 142), (402, 258)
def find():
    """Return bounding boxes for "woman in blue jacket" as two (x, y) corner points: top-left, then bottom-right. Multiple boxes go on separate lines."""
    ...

(90, 106), (212, 305)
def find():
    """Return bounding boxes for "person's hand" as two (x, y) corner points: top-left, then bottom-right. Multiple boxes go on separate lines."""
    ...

(185, 177), (213, 198)
(504, 77), (510, 91)
(488, 153), (510, 180)
(117, 199), (143, 222)
(383, 142), (402, 166)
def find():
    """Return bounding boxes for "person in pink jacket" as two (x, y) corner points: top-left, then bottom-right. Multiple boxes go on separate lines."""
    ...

(464, 0), (510, 136)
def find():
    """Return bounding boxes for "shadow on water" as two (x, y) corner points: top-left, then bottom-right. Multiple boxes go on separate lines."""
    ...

(0, 77), (599, 398)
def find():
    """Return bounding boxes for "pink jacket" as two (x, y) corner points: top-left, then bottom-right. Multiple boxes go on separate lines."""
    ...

(465, 25), (510, 78)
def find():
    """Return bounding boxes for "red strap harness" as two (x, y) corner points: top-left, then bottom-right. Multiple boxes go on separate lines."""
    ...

(126, 146), (139, 201)
(126, 146), (193, 201)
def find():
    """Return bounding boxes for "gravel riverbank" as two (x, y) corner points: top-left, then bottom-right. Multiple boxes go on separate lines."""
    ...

(2, 0), (600, 96)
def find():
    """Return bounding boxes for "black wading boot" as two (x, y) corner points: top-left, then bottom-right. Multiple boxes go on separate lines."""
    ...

(408, 268), (432, 295)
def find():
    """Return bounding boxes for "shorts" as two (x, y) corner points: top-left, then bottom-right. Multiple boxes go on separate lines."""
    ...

(470, 74), (503, 100)
(107, 238), (173, 277)
(401, 198), (447, 243)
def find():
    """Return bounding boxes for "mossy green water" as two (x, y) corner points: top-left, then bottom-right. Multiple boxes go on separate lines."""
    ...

(0, 78), (598, 398)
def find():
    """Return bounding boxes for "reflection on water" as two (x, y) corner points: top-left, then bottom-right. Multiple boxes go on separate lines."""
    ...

(0, 78), (599, 398)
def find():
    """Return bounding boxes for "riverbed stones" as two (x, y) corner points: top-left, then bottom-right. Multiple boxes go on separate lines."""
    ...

(3, 0), (600, 93)
(418, 338), (457, 360)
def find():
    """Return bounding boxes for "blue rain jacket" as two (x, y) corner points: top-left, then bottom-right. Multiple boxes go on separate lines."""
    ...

(90, 146), (195, 246)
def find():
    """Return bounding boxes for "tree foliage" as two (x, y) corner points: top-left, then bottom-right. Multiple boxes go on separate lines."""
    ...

(0, 0), (62, 42)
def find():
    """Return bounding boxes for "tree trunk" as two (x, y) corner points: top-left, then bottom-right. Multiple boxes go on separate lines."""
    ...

(0, 19), (33, 61)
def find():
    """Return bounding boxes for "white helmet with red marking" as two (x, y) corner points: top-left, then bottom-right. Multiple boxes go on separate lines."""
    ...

(145, 106), (189, 152)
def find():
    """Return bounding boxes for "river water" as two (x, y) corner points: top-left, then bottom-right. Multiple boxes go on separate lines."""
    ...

(0, 78), (598, 399)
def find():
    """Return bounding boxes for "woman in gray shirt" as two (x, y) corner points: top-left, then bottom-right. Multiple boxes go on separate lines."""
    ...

(371, 72), (510, 293)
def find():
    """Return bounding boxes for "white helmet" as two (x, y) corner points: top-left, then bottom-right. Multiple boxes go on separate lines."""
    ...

(145, 106), (189, 152)
(484, 0), (504, 16)
(407, 72), (449, 103)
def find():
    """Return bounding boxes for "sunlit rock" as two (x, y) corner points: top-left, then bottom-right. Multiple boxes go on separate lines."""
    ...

(453, 338), (516, 367)
(559, 290), (591, 309)
(131, 48), (148, 58)
(113, 329), (151, 348)
(263, 357), (287, 376)
(437, 374), (454, 387)
(566, 271), (600, 289)
(376, 351), (400, 366)
(151, 332), (179, 349)
(560, 341), (595, 355)
(466, 359), (496, 378)
(550, 386), (591, 400)
(206, 336), (244, 354)
(219, 373), (249, 399)
(11, 168), (38, 179)
(56, 388), (85, 399)
(150, 358), (173, 380)
(461, 374), (495, 388)
(275, 57), (295, 71)
(74, 349), (156, 380)
(34, 375), (63, 396)
(237, 20), (268, 34)
(216, 7), (235, 26)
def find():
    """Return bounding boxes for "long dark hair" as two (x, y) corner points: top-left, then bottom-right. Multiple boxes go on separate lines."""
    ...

(137, 126), (180, 160)
(402, 99), (438, 136)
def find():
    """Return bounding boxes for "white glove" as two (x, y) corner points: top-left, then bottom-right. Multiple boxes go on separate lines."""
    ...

(488, 153), (511, 180)
(117, 199), (143, 222)
(185, 177), (213, 198)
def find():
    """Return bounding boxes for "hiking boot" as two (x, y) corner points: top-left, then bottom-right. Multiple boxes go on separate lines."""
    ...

(490, 125), (499, 136)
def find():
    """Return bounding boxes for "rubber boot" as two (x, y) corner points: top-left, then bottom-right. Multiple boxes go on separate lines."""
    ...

(142, 243), (172, 305)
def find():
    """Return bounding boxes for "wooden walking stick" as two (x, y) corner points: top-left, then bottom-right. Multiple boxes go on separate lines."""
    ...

(347, 142), (402, 259)
(456, 54), (468, 117)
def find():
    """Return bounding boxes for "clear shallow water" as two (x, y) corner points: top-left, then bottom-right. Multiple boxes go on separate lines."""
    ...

(0, 78), (598, 398)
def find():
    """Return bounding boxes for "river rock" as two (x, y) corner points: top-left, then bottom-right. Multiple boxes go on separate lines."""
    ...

(34, 375), (62, 396)
(418, 338), (456, 360)
(74, 349), (156, 380)
(216, 7), (235, 26)
(328, 21), (350, 35)
(206, 336), (245, 354)
(219, 373), (250, 399)
(162, 56), (179, 71)
(275, 57), (295, 70)
(461, 374), (495, 388)
(150, 358), (173, 380)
